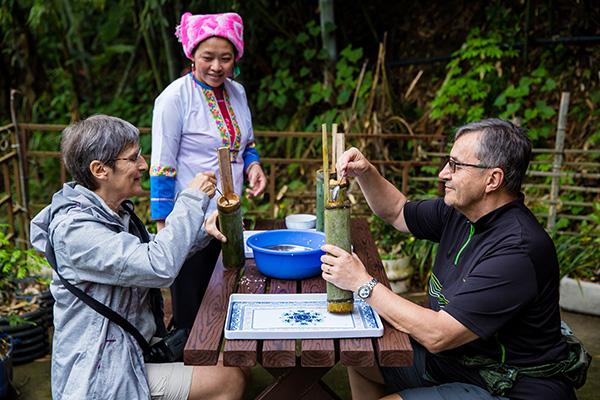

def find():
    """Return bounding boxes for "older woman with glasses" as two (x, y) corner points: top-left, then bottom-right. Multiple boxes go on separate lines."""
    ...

(30, 115), (249, 400)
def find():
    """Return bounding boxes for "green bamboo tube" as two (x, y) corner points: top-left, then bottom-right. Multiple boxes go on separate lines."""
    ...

(325, 197), (354, 313)
(217, 193), (245, 269)
(315, 169), (335, 232)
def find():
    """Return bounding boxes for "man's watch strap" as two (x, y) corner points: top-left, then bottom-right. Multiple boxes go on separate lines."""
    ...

(357, 278), (379, 299)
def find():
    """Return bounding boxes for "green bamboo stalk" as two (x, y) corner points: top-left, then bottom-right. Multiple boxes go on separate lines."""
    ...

(325, 193), (353, 313)
(316, 169), (325, 232)
(316, 168), (335, 232)
(217, 193), (245, 269)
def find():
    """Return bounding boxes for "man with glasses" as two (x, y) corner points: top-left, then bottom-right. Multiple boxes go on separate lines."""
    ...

(320, 119), (578, 399)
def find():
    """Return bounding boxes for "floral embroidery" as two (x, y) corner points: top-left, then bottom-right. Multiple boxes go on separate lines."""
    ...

(224, 91), (242, 160)
(200, 86), (241, 162)
(150, 165), (176, 177)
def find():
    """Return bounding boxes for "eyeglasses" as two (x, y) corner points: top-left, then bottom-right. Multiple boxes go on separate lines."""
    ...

(110, 148), (142, 163)
(444, 155), (492, 174)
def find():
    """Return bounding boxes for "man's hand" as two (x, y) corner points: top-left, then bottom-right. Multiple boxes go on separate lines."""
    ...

(320, 243), (371, 293)
(187, 172), (217, 198)
(245, 163), (266, 199)
(336, 147), (372, 180)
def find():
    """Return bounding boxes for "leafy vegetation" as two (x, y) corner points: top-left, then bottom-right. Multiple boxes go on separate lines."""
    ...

(0, 225), (50, 325)
(1, 1), (598, 290)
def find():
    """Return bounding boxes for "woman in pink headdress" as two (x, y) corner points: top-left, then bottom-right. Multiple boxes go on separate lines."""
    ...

(150, 12), (267, 332)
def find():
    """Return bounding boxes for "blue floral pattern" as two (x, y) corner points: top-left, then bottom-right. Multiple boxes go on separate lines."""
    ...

(281, 310), (324, 326)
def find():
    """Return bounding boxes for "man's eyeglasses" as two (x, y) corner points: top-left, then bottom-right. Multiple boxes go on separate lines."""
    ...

(444, 155), (492, 174)
(110, 148), (142, 163)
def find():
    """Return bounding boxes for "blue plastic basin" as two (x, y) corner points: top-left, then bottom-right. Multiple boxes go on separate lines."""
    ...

(247, 230), (326, 279)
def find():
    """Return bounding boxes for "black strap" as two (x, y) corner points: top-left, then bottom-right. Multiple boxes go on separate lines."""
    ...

(44, 201), (165, 354)
(45, 240), (152, 354)
(121, 202), (168, 337)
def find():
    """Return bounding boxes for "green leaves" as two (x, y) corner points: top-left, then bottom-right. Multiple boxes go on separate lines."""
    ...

(430, 26), (518, 123)
(296, 32), (310, 44)
(303, 48), (317, 61)
(552, 230), (600, 280)
(0, 225), (49, 308)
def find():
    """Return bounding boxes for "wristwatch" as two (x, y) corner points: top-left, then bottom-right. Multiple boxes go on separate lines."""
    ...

(357, 278), (379, 300)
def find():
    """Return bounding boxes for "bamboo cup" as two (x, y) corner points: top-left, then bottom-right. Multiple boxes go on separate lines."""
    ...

(217, 146), (245, 269)
(322, 123), (354, 313)
(325, 199), (353, 312)
(217, 192), (245, 269)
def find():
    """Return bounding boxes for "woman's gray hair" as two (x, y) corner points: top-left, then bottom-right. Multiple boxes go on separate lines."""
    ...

(455, 118), (531, 196)
(60, 115), (140, 190)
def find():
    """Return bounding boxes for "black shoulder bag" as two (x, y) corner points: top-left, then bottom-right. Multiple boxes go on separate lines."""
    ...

(45, 202), (188, 363)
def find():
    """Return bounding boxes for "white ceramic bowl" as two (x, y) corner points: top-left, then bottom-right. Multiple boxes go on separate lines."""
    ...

(285, 214), (317, 230)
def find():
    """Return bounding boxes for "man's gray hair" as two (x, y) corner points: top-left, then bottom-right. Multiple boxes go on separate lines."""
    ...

(455, 118), (531, 196)
(60, 115), (140, 190)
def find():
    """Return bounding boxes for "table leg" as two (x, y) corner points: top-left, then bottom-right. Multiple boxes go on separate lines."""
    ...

(257, 362), (342, 400)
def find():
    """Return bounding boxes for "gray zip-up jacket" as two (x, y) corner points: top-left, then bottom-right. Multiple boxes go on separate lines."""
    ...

(30, 182), (212, 399)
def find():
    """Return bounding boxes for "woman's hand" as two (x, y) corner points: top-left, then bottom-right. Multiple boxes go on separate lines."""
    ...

(205, 209), (227, 242)
(320, 244), (371, 293)
(187, 172), (217, 198)
(245, 163), (266, 199)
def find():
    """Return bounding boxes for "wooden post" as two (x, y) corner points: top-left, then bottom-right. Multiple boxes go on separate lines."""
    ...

(548, 92), (570, 232)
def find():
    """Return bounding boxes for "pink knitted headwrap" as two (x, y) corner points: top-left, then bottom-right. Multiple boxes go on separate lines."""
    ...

(175, 12), (244, 61)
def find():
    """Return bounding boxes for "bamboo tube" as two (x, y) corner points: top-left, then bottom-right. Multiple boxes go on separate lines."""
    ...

(217, 193), (245, 269)
(324, 125), (353, 313)
(217, 146), (245, 269)
(316, 168), (334, 232)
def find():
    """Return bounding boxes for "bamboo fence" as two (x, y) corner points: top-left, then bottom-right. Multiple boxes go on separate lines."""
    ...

(1, 110), (599, 248)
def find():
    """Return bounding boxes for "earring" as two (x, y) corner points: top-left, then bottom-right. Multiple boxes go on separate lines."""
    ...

(191, 62), (195, 72)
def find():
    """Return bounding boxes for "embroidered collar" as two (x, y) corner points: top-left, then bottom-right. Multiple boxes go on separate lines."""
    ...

(190, 73), (241, 162)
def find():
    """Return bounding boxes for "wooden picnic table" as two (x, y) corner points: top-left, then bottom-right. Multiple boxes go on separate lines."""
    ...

(184, 217), (413, 399)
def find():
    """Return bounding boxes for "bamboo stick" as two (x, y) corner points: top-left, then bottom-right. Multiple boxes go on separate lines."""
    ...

(218, 147), (235, 198)
(331, 123), (338, 172)
(322, 124), (329, 203)
(336, 132), (345, 181)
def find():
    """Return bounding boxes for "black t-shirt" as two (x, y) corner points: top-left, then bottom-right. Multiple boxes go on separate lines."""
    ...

(403, 195), (570, 399)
